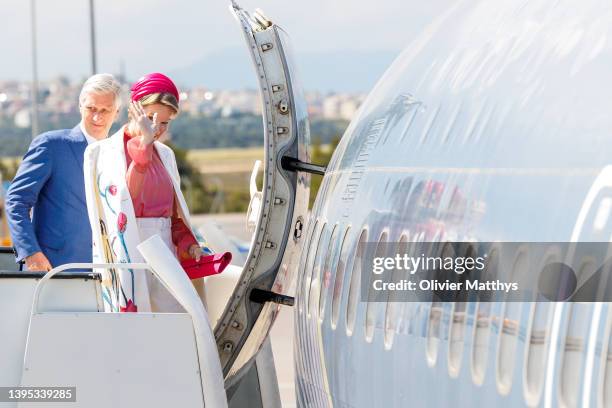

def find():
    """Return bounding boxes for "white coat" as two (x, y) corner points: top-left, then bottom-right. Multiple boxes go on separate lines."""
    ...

(83, 127), (199, 312)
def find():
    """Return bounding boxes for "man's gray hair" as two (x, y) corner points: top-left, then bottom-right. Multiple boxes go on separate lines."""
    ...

(79, 73), (122, 109)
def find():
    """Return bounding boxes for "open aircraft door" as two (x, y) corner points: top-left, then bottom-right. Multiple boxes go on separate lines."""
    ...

(216, 3), (317, 388)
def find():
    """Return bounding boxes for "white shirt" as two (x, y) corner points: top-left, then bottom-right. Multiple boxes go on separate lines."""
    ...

(79, 122), (98, 145)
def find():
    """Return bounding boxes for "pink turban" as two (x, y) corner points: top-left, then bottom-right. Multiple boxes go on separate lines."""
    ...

(130, 73), (179, 102)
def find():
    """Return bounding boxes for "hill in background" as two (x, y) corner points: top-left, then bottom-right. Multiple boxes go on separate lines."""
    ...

(170, 48), (399, 93)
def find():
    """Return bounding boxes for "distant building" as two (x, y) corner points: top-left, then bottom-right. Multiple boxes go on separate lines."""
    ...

(0, 78), (366, 123)
(14, 109), (30, 128)
(339, 98), (361, 121)
(215, 89), (261, 116)
(321, 93), (364, 121)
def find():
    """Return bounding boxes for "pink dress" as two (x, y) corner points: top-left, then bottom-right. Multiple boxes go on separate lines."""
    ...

(124, 132), (197, 261)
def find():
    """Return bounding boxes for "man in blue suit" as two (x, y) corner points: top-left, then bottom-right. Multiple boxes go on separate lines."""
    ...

(6, 74), (121, 271)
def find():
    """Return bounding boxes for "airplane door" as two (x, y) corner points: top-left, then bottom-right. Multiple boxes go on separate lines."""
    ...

(215, 3), (311, 385)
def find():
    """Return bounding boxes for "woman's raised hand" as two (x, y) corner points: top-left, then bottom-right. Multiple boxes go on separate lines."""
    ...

(129, 101), (159, 144)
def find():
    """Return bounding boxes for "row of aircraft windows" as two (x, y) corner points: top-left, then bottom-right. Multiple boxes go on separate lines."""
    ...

(298, 220), (612, 407)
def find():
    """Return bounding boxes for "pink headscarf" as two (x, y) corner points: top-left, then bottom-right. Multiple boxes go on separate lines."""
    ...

(130, 73), (180, 102)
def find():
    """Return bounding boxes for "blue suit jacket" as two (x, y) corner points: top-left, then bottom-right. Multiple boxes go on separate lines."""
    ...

(5, 126), (92, 267)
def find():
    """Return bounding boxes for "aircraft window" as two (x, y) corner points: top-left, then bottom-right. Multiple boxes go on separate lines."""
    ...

(330, 227), (351, 330)
(308, 225), (337, 319)
(471, 246), (499, 385)
(365, 231), (389, 343)
(307, 222), (329, 319)
(448, 243), (476, 377)
(560, 303), (592, 408)
(496, 246), (528, 395)
(601, 316), (612, 408)
(346, 228), (368, 337)
(384, 233), (409, 350)
(298, 220), (320, 316)
(426, 238), (449, 367)
(560, 259), (595, 408)
(318, 224), (340, 323)
(294, 220), (317, 401)
(523, 247), (559, 405)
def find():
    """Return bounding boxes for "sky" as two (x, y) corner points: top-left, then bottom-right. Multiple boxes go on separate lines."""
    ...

(0, 0), (447, 88)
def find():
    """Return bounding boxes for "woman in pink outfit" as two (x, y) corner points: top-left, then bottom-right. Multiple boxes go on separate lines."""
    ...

(85, 73), (204, 312)
(126, 74), (203, 311)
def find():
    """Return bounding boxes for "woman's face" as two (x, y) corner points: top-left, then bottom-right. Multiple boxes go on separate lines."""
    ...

(140, 103), (176, 139)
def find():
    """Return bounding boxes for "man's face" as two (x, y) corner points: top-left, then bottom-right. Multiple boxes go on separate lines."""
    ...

(79, 92), (119, 140)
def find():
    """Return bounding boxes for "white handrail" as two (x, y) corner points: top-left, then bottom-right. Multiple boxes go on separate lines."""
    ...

(26, 254), (228, 408)
(31, 262), (150, 314)
(138, 235), (228, 408)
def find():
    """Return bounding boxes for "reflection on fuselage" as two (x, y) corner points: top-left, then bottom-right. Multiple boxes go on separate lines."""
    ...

(294, 1), (612, 407)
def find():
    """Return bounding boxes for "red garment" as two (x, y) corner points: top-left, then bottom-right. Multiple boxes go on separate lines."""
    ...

(124, 132), (196, 260)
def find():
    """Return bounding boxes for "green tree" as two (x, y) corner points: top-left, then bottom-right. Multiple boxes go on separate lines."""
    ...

(0, 158), (19, 182)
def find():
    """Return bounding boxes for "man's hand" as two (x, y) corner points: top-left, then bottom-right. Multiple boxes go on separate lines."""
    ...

(25, 251), (52, 272)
